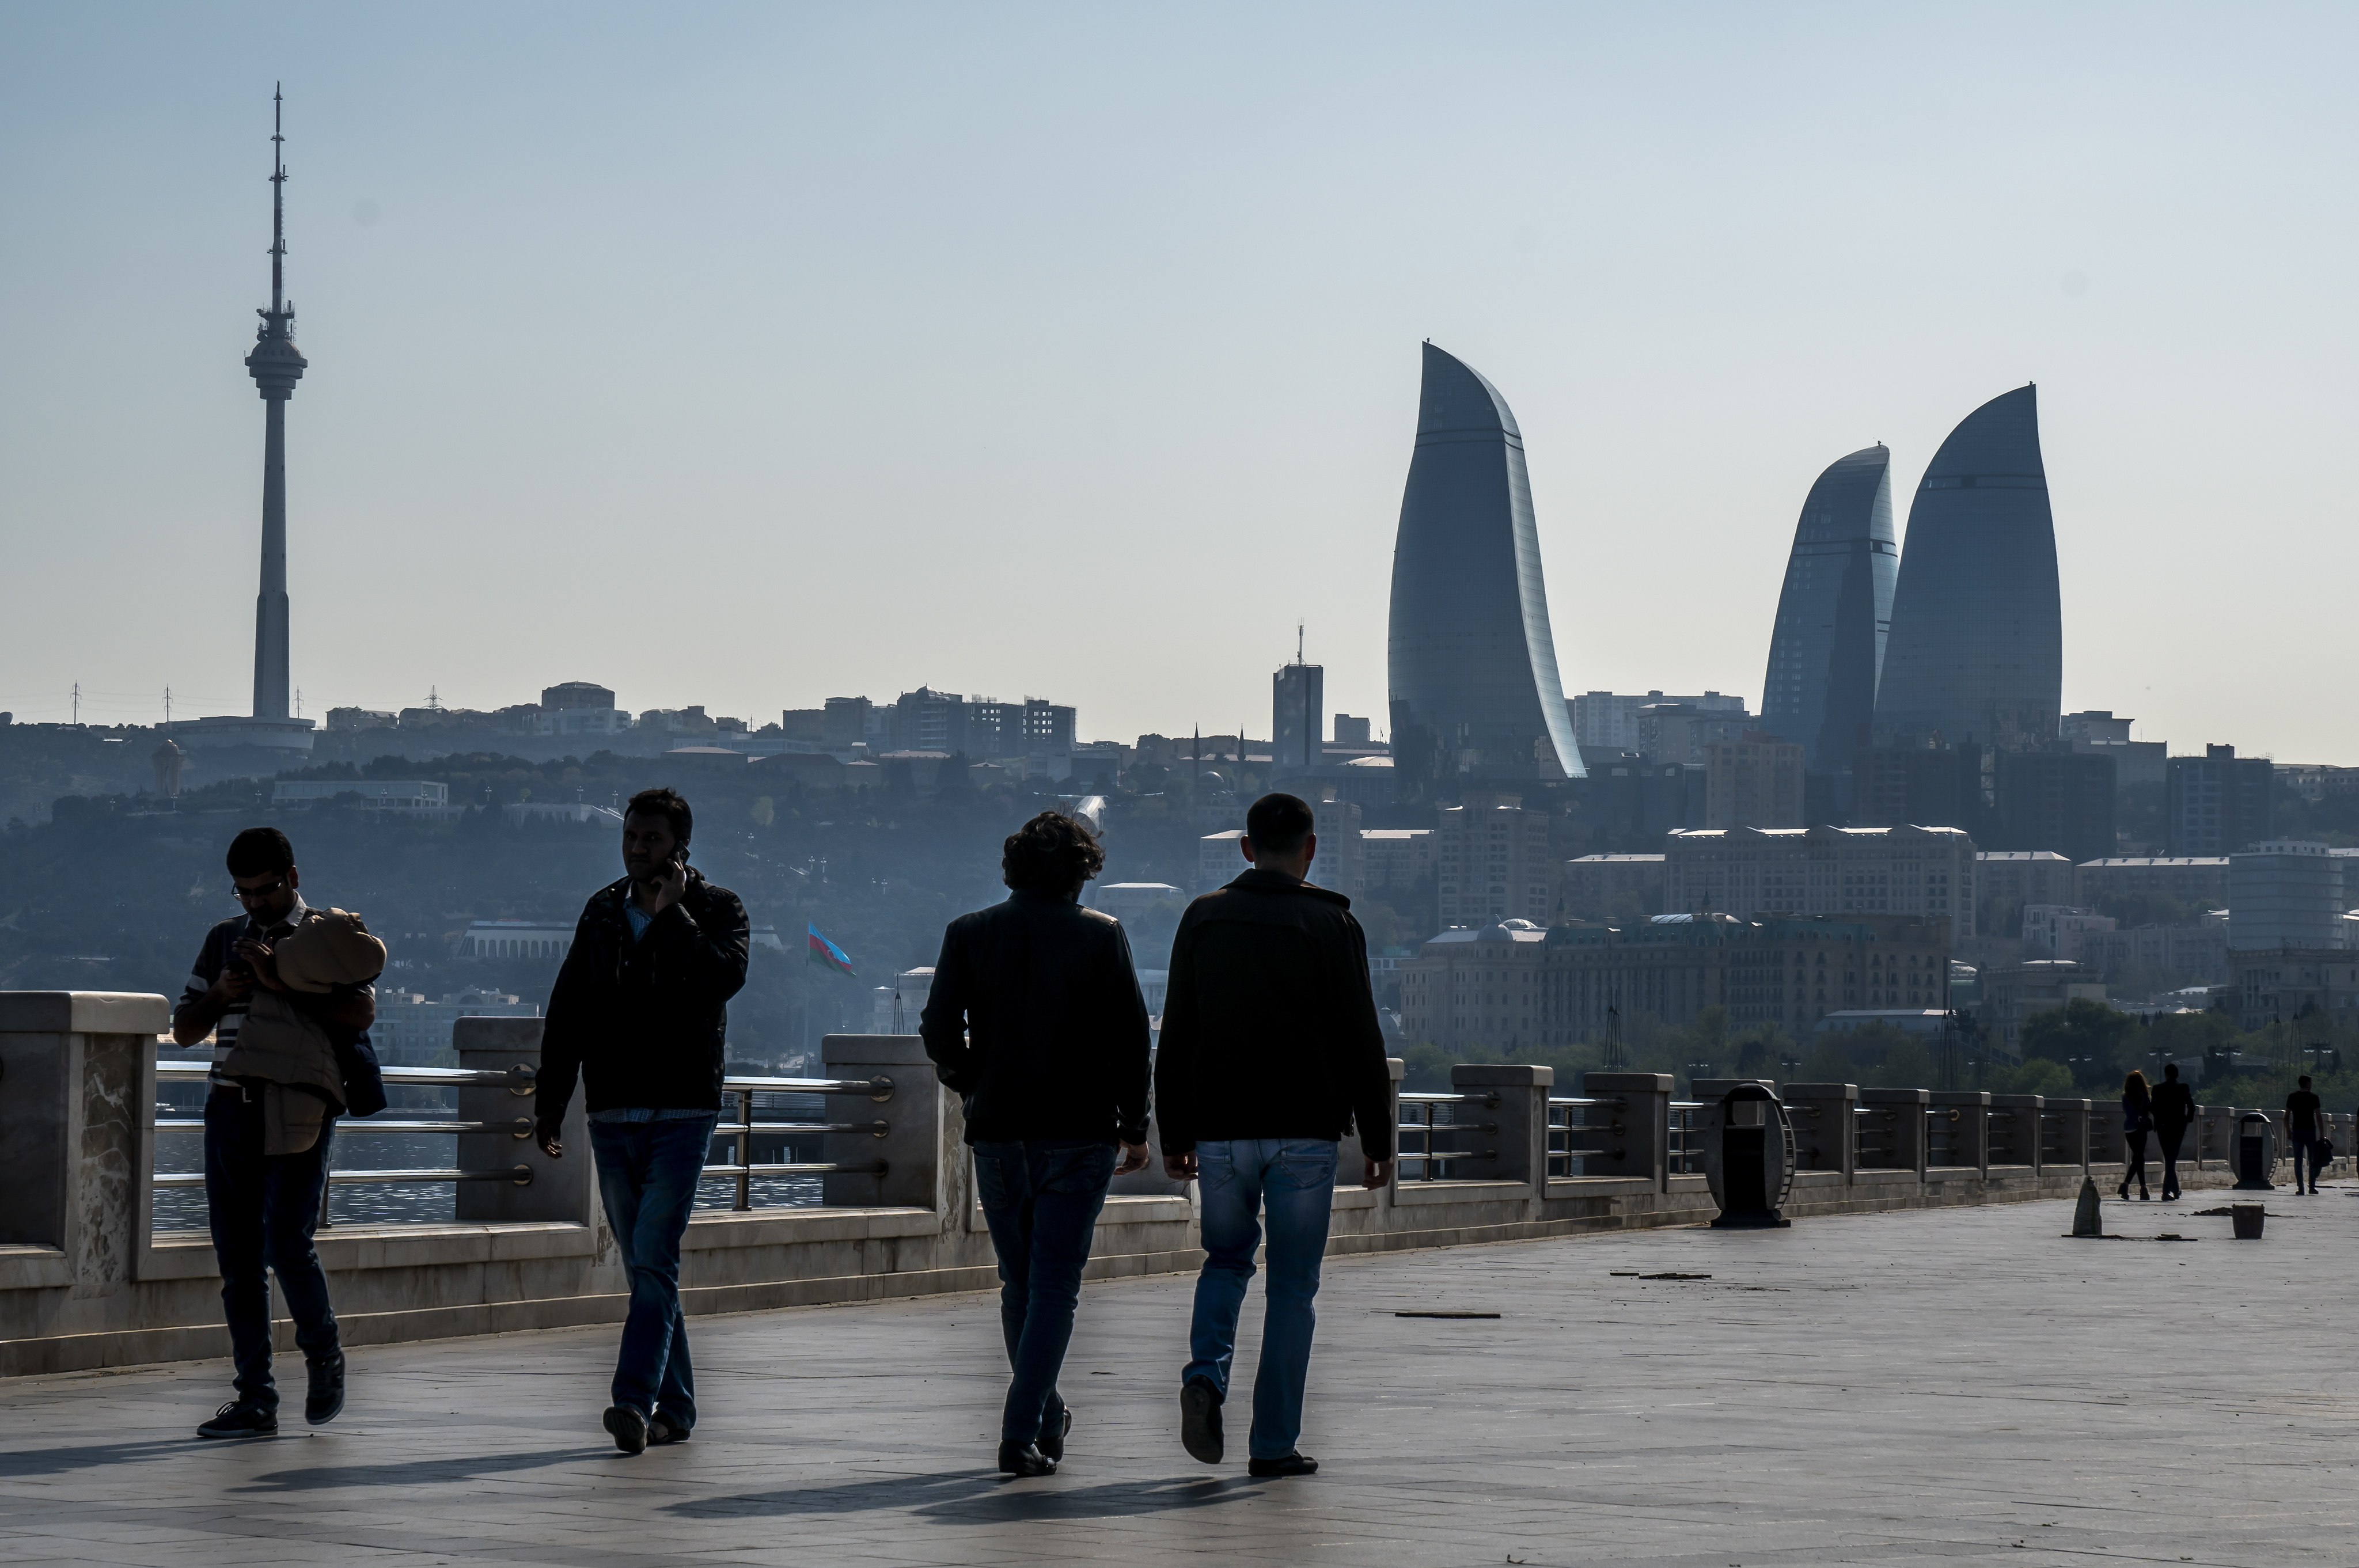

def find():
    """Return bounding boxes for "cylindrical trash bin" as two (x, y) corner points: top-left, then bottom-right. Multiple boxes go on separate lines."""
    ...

(2231, 1203), (2265, 1239)
(1703, 1083), (1795, 1229)
(2233, 1111), (2277, 1191)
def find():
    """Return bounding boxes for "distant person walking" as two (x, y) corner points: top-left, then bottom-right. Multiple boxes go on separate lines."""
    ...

(2151, 1062), (2195, 1202)
(2285, 1076), (2326, 1194)
(2119, 1070), (2155, 1201)
(172, 827), (384, 1440)
(1156, 792), (1395, 1479)
(919, 811), (1152, 1478)
(535, 788), (749, 1454)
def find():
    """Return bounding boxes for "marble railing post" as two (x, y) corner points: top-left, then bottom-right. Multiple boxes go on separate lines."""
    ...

(1782, 1083), (1860, 1177)
(1337, 1057), (1406, 1190)
(1579, 1072), (1672, 1187)
(1858, 1088), (1929, 1175)
(821, 1035), (945, 1210)
(0, 993), (169, 1289)
(455, 1016), (589, 1225)
(1449, 1064), (1552, 1191)
(2047, 1098), (2091, 1168)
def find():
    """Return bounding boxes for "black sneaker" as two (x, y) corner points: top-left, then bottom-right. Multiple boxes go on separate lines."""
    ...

(997, 1440), (1056, 1476)
(305, 1351), (346, 1426)
(1180, 1377), (1224, 1465)
(648, 1413), (689, 1446)
(198, 1400), (279, 1440)
(1037, 1406), (1074, 1463)
(603, 1404), (649, 1455)
(1249, 1451), (1319, 1478)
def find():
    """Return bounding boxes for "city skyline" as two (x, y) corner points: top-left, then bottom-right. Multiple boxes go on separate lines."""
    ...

(4, 7), (2358, 761)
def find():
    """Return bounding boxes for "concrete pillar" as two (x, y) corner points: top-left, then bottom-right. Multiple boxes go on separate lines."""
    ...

(1857, 1087), (1929, 1174)
(820, 1035), (944, 1210)
(2196, 1104), (2237, 1170)
(455, 1016), (589, 1225)
(1928, 1090), (1990, 1172)
(1987, 1093), (2043, 1170)
(0, 994), (168, 1293)
(1579, 1072), (1672, 1187)
(2046, 1098), (2091, 1168)
(1449, 1063), (1553, 1190)
(1781, 1082), (1859, 1177)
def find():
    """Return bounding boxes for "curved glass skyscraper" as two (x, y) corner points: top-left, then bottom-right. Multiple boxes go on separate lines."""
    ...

(1387, 343), (1583, 781)
(1759, 444), (1896, 772)
(1873, 385), (2062, 750)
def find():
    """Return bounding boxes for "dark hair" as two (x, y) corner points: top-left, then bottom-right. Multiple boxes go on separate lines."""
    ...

(2300, 1075), (2313, 1088)
(2163, 1062), (2179, 1080)
(225, 826), (295, 877)
(1002, 811), (1104, 892)
(1245, 792), (1315, 857)
(626, 787), (693, 846)
(2123, 1069), (2149, 1099)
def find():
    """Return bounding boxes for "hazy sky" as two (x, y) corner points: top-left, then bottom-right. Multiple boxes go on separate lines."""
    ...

(4, 4), (2354, 758)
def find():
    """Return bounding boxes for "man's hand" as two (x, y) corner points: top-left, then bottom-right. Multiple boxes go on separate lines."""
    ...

(1114, 1141), (1151, 1176)
(535, 1118), (564, 1159)
(204, 965), (255, 1006)
(1164, 1150), (1199, 1183)
(1362, 1157), (1394, 1190)
(232, 939), (286, 993)
(636, 859), (689, 917)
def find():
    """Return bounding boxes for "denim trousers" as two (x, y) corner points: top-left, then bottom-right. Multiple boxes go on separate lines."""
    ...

(204, 1085), (340, 1410)
(972, 1140), (1118, 1446)
(589, 1115), (718, 1427)
(2156, 1123), (2187, 1195)
(1184, 1137), (1339, 1460)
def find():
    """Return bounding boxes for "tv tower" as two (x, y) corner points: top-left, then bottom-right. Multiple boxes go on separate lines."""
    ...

(244, 84), (307, 722)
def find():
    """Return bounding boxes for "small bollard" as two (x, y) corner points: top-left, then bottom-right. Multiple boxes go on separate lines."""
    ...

(2072, 1176), (2103, 1236)
(2231, 1203), (2265, 1240)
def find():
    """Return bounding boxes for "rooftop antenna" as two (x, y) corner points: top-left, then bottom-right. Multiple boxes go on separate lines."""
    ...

(1296, 622), (1304, 665)
(265, 83), (290, 334)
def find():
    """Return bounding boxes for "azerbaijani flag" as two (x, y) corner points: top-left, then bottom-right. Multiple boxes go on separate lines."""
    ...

(806, 924), (856, 978)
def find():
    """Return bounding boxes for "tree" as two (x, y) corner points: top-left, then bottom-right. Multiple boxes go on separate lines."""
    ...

(2019, 998), (2141, 1089)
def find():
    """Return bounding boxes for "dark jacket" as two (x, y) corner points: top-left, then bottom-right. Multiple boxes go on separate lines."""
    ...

(919, 889), (1151, 1146)
(537, 870), (750, 1123)
(1154, 868), (1394, 1160)
(2151, 1079), (2195, 1130)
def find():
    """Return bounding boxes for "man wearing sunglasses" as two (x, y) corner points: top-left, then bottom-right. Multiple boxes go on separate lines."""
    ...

(171, 826), (378, 1440)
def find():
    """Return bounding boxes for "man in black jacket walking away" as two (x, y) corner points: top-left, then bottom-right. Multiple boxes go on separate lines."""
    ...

(920, 811), (1151, 1477)
(535, 788), (749, 1454)
(1156, 792), (1394, 1479)
(2151, 1061), (2196, 1201)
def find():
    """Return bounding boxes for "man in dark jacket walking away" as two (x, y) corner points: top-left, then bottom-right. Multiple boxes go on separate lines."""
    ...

(535, 788), (749, 1454)
(1156, 792), (1394, 1479)
(2151, 1062), (2196, 1200)
(921, 811), (1151, 1478)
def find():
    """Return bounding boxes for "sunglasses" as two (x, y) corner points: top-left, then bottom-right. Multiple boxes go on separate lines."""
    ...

(231, 876), (290, 902)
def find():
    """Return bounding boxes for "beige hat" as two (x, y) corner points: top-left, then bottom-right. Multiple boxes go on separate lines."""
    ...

(275, 908), (387, 992)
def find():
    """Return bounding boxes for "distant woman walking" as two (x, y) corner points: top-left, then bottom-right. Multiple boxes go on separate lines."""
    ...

(2119, 1070), (2155, 1202)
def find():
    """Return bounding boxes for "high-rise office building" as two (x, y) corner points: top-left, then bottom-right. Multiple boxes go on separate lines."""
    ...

(1874, 386), (2062, 751)
(1435, 791), (1555, 928)
(1387, 343), (1584, 783)
(1759, 445), (1897, 772)
(1702, 732), (1806, 830)
(1990, 748), (2117, 865)
(1272, 658), (1325, 774)
(2166, 745), (2276, 856)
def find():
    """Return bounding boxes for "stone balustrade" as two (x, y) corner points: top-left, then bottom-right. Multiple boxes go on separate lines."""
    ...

(1, 990), (2346, 1377)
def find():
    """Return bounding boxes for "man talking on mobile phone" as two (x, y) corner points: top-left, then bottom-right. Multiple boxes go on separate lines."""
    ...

(535, 787), (749, 1454)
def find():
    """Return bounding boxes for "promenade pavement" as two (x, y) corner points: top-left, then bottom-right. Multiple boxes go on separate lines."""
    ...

(5, 1184), (2354, 1567)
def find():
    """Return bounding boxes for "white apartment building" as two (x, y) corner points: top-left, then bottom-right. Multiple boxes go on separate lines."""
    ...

(1436, 793), (1554, 928)
(2020, 905), (2119, 962)
(1199, 830), (1246, 893)
(1662, 824), (1977, 937)
(1570, 690), (1746, 755)
(1360, 827), (1435, 893)
(271, 779), (450, 814)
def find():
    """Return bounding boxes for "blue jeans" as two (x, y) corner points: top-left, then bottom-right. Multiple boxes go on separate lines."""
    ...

(204, 1085), (340, 1411)
(972, 1140), (1117, 1446)
(1185, 1137), (1338, 1460)
(589, 1114), (718, 1427)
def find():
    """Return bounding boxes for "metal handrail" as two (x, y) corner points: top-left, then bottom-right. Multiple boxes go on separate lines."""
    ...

(701, 1160), (887, 1179)
(723, 1074), (896, 1100)
(155, 1117), (533, 1137)
(156, 1057), (537, 1090)
(155, 1167), (533, 1188)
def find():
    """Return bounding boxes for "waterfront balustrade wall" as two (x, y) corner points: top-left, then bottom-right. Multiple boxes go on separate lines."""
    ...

(1, 992), (2343, 1377)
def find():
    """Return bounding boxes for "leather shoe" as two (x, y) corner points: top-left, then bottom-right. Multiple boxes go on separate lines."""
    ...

(997, 1441), (1056, 1476)
(305, 1351), (346, 1426)
(1181, 1377), (1224, 1464)
(1249, 1451), (1319, 1478)
(1037, 1406), (1073, 1463)
(604, 1404), (649, 1455)
(197, 1400), (278, 1440)
(648, 1413), (689, 1446)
